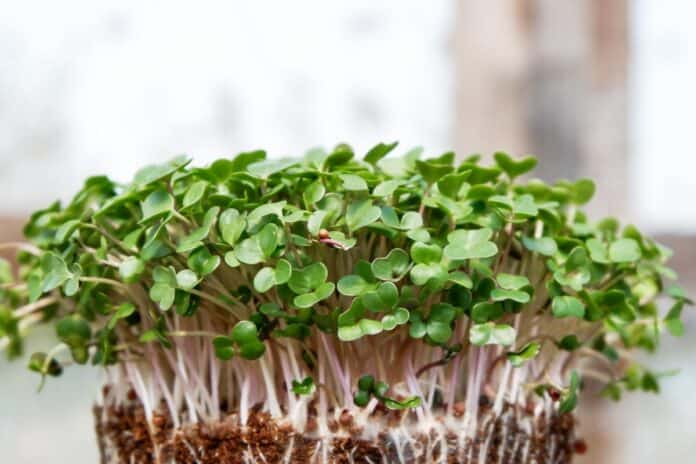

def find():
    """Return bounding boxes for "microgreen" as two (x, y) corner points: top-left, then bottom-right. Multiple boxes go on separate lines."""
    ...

(0, 143), (686, 436)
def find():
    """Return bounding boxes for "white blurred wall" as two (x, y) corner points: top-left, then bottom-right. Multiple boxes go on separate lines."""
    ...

(0, 1), (454, 215)
(631, 0), (696, 232)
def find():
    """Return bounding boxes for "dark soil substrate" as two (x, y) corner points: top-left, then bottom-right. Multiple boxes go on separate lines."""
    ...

(94, 400), (577, 463)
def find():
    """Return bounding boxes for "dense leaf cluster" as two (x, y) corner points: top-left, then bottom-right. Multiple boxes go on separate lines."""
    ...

(0, 143), (689, 409)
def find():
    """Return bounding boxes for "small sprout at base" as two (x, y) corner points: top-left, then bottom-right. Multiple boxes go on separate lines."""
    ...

(354, 389), (371, 407)
(506, 342), (541, 367)
(358, 374), (375, 392)
(291, 376), (315, 396)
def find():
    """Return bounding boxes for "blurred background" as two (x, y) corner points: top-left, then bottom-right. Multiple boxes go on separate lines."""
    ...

(1, 1), (694, 462)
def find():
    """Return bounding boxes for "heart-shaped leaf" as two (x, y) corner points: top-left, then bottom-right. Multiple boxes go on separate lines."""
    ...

(108, 303), (136, 330)
(337, 274), (375, 296)
(437, 172), (469, 198)
(291, 376), (316, 395)
(471, 302), (503, 323)
(183, 180), (208, 208)
(219, 208), (246, 245)
(187, 247), (221, 276)
(411, 242), (442, 264)
(56, 315), (91, 347)
(364, 141), (398, 165)
(491, 288), (530, 303)
(176, 269), (199, 290)
(507, 342), (541, 367)
(415, 159), (454, 184)
(373, 180), (403, 197)
(410, 263), (447, 286)
(361, 282), (399, 312)
(493, 152), (537, 178)
(586, 238), (610, 263)
(340, 174), (368, 191)
(293, 282), (335, 308)
(609, 238), (641, 263)
(571, 179), (595, 205)
(246, 201), (286, 231)
(522, 236), (558, 256)
(559, 371), (581, 414)
(140, 190), (174, 223)
(40, 252), (70, 292)
(289, 263), (328, 295)
(119, 257), (145, 284)
(552, 296), (586, 319)
(177, 206), (219, 252)
(371, 249), (410, 281)
(470, 322), (516, 346)
(496, 273), (531, 290)
(253, 259), (292, 293)
(444, 228), (498, 260)
(346, 199), (381, 232)
(303, 182), (325, 205)
(213, 336), (236, 360)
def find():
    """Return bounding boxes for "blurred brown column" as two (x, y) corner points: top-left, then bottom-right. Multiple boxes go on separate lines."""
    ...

(455, 0), (629, 221)
(454, 2), (628, 463)
(0, 218), (24, 264)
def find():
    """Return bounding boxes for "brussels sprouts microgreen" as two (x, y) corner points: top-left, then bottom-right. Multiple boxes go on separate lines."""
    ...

(0, 144), (687, 441)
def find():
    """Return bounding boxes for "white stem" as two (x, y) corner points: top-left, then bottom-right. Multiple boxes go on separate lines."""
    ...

(259, 356), (282, 418)
(12, 296), (59, 318)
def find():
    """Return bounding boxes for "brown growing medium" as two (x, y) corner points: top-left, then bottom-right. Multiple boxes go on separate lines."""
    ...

(94, 393), (576, 464)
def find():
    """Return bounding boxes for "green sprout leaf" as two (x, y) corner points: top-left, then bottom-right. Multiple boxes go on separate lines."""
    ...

(303, 182), (325, 205)
(664, 301), (685, 337)
(558, 335), (582, 351)
(213, 336), (235, 360)
(609, 238), (642, 263)
(40, 252), (70, 292)
(364, 141), (398, 165)
(340, 174), (368, 191)
(522, 236), (558, 256)
(187, 247), (221, 276)
(182, 180), (208, 208)
(176, 269), (199, 290)
(571, 179), (596, 205)
(493, 152), (537, 179)
(507, 342), (541, 367)
(552, 296), (586, 319)
(337, 275), (375, 296)
(559, 371), (581, 414)
(444, 228), (498, 260)
(411, 242), (442, 264)
(371, 249), (410, 281)
(346, 199), (381, 232)
(291, 376), (316, 396)
(496, 273), (530, 290)
(140, 190), (174, 223)
(219, 208), (246, 246)
(177, 206), (219, 252)
(470, 322), (516, 346)
(108, 303), (136, 330)
(149, 266), (177, 310)
(289, 263), (328, 295)
(253, 259), (292, 293)
(415, 159), (454, 184)
(119, 257), (145, 284)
